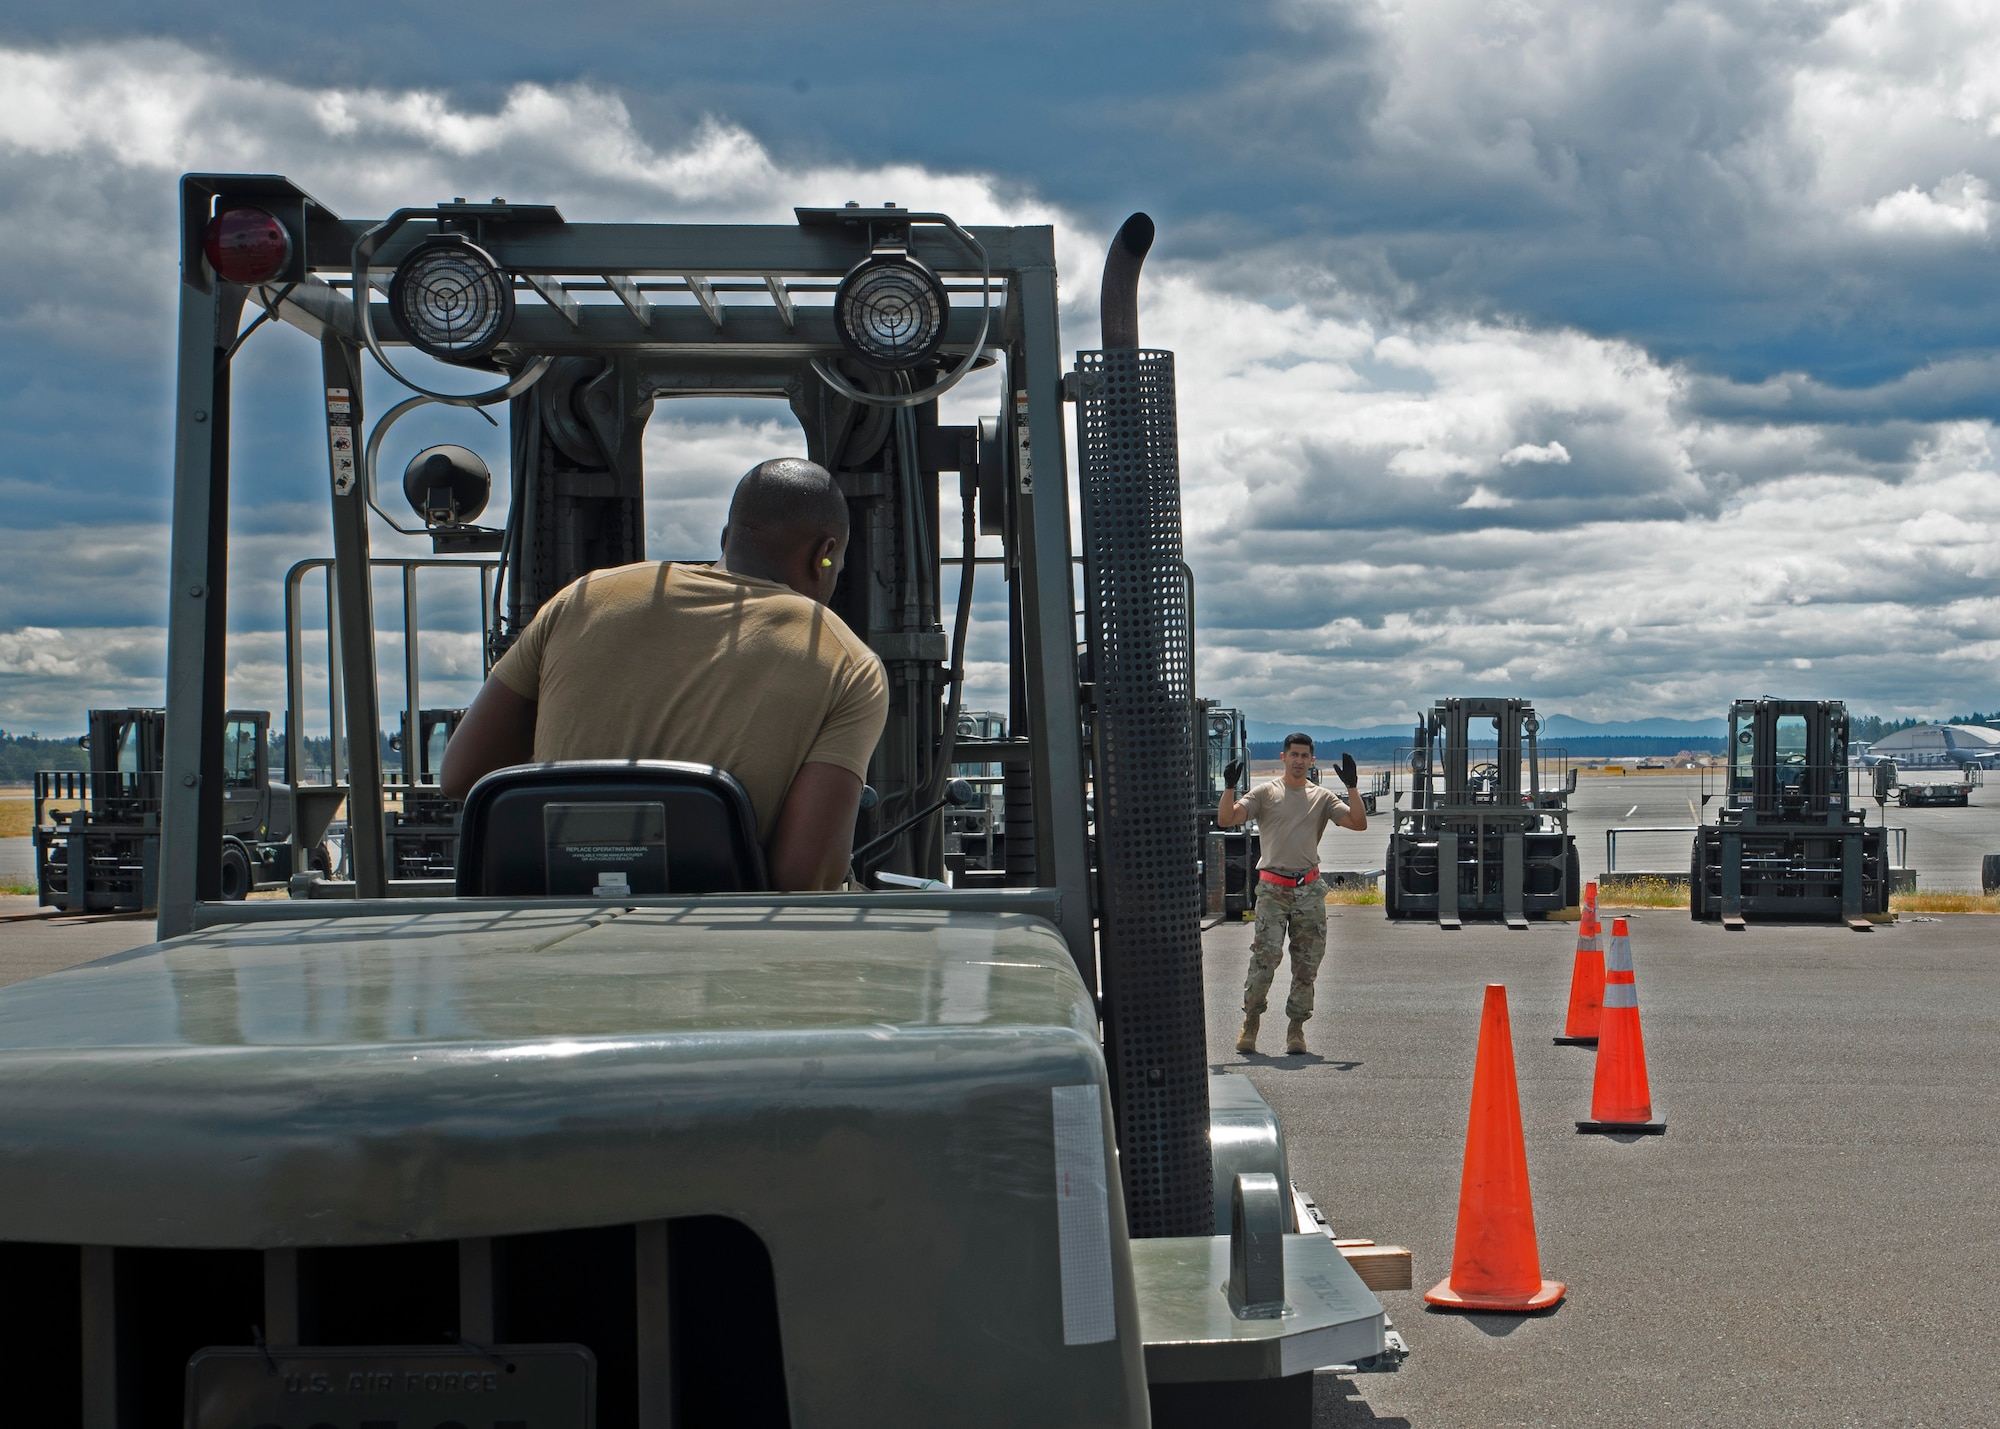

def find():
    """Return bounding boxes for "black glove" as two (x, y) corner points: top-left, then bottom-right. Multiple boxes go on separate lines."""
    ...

(1223, 757), (1245, 790)
(1338, 752), (1358, 789)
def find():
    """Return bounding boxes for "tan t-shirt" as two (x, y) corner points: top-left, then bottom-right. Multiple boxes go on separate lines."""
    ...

(1240, 779), (1349, 872)
(491, 561), (889, 845)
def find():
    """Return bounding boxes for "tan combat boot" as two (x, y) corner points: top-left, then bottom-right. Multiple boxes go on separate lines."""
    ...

(1236, 1012), (1260, 1053)
(1285, 1018), (1307, 1055)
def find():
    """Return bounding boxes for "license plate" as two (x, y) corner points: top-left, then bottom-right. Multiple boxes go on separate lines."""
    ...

(186, 1343), (595, 1429)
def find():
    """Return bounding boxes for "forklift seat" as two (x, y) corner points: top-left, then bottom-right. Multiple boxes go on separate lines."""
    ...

(456, 760), (767, 897)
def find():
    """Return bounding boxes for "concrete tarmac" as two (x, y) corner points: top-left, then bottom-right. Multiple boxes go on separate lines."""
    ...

(0, 836), (34, 887)
(0, 896), (159, 988)
(1205, 909), (2000, 1426)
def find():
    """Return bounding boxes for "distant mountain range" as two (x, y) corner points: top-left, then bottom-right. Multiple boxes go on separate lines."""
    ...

(1245, 713), (1728, 743)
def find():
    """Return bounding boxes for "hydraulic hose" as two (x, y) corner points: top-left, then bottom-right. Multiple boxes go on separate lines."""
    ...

(930, 470), (979, 808)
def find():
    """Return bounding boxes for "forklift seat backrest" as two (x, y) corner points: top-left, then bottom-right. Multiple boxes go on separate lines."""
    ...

(456, 760), (766, 897)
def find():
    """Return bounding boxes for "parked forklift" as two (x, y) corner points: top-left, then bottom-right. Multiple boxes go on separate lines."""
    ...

(943, 709), (1008, 880)
(1192, 700), (1257, 916)
(1385, 697), (1579, 928)
(1691, 698), (1892, 927)
(32, 708), (296, 910)
(0, 181), (1399, 1429)
(381, 706), (468, 881)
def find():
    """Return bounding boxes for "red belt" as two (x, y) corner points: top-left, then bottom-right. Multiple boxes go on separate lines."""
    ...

(1259, 867), (1320, 888)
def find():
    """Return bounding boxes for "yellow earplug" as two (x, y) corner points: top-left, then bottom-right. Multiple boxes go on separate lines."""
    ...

(821, 558), (833, 567)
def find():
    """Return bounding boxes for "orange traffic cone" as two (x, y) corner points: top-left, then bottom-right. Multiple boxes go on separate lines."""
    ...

(1576, 918), (1666, 1135)
(1554, 881), (1604, 1046)
(1425, 984), (1565, 1311)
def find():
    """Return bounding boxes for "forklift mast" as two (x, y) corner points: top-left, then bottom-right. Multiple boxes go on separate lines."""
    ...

(400, 706), (466, 785)
(1441, 698), (1535, 804)
(1192, 699), (1247, 823)
(83, 708), (167, 820)
(1386, 696), (1578, 927)
(1723, 698), (1851, 823)
(159, 178), (1093, 967)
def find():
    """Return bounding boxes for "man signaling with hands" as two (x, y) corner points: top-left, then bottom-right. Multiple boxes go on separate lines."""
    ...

(1217, 733), (1368, 1055)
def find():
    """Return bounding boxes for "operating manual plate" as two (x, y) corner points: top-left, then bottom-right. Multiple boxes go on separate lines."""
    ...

(186, 1343), (595, 1429)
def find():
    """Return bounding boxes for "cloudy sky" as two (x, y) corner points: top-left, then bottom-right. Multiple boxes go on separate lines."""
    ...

(3, 0), (2000, 734)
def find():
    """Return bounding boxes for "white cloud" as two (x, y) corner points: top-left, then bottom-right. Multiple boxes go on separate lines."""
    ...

(0, 627), (93, 678)
(1792, 1), (2000, 222)
(1500, 440), (1571, 466)
(1154, 281), (1704, 539)
(1195, 421), (2000, 722)
(641, 414), (806, 560)
(1856, 172), (1995, 236)
(0, 625), (166, 727)
(1269, 0), (2000, 301)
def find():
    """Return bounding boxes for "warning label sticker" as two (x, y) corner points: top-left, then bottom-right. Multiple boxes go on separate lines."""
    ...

(326, 388), (355, 496)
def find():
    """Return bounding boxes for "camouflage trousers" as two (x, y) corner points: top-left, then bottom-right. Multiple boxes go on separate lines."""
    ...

(1243, 876), (1329, 1021)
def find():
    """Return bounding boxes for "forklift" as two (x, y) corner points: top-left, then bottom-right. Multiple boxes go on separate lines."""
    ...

(382, 706), (468, 882)
(0, 180), (1398, 1428)
(943, 709), (1009, 880)
(32, 707), (296, 909)
(1384, 697), (1579, 928)
(1690, 698), (1893, 928)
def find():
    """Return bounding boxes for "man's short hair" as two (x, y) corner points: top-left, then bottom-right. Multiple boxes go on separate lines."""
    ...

(1283, 732), (1315, 754)
(726, 459), (848, 557)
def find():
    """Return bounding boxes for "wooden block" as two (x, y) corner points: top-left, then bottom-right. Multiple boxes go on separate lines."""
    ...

(1339, 1243), (1413, 1291)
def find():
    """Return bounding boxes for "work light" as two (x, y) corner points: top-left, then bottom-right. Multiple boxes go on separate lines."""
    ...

(834, 248), (950, 370)
(389, 235), (514, 363)
(402, 444), (492, 527)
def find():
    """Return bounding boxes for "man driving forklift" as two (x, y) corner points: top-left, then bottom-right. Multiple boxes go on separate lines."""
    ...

(442, 459), (888, 891)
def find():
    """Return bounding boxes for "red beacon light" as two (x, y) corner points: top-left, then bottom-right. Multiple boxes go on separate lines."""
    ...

(202, 206), (293, 285)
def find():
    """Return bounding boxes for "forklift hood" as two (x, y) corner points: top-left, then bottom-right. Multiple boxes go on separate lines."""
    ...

(0, 906), (1115, 1251)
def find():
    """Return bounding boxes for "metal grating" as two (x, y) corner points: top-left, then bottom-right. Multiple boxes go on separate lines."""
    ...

(1075, 347), (1213, 1238)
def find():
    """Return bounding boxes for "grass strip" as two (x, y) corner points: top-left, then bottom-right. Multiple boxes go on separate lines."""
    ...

(1891, 889), (2000, 914)
(1601, 875), (1690, 908)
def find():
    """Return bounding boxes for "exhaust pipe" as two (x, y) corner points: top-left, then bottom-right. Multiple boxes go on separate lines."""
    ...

(1075, 213), (1212, 1239)
(1099, 213), (1155, 350)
